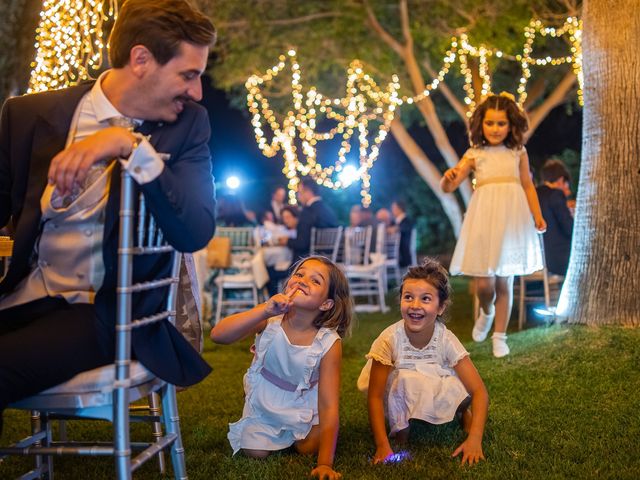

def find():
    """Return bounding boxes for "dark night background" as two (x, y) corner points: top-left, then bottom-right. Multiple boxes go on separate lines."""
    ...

(200, 76), (582, 254)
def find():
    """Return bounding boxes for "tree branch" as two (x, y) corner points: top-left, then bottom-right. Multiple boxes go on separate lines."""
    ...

(218, 11), (344, 30)
(364, 0), (405, 57)
(421, 57), (467, 121)
(526, 70), (576, 137)
(399, 0), (413, 48)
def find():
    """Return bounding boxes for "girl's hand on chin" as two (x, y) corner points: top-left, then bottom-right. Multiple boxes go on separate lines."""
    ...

(264, 293), (294, 316)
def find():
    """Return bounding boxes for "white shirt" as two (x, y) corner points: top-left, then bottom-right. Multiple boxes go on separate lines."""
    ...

(0, 72), (165, 310)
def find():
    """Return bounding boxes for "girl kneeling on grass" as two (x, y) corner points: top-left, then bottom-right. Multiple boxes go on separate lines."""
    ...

(211, 256), (353, 480)
(358, 258), (489, 466)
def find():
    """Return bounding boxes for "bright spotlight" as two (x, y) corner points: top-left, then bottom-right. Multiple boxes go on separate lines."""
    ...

(338, 164), (360, 186)
(226, 176), (241, 190)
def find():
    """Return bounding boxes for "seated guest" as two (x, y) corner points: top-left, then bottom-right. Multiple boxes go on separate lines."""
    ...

(280, 205), (299, 235)
(536, 159), (574, 276)
(267, 178), (338, 295)
(268, 186), (287, 223)
(375, 207), (394, 229)
(391, 199), (414, 268)
(0, 0), (216, 427)
(217, 194), (255, 227)
(349, 204), (362, 227)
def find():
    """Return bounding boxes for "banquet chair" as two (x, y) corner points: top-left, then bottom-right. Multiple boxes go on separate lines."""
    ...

(342, 226), (389, 313)
(213, 227), (262, 325)
(514, 233), (564, 329)
(382, 230), (401, 288)
(309, 227), (344, 262)
(0, 169), (188, 479)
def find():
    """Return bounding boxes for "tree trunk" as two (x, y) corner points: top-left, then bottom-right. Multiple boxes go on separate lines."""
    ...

(557, 0), (640, 326)
(390, 119), (463, 235)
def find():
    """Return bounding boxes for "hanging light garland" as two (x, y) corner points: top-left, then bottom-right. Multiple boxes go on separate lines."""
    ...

(28, 0), (118, 93)
(247, 17), (583, 205)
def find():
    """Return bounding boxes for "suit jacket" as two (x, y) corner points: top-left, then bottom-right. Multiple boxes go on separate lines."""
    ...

(536, 185), (573, 276)
(397, 216), (414, 268)
(287, 199), (338, 262)
(0, 83), (216, 386)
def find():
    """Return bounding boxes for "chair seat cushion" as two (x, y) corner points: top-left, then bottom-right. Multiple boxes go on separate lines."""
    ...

(215, 273), (255, 285)
(10, 361), (159, 411)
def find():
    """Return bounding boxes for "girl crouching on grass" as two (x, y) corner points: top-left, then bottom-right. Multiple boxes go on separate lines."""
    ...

(211, 256), (353, 480)
(358, 258), (489, 466)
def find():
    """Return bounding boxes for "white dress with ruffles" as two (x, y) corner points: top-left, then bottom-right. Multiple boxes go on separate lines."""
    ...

(228, 316), (340, 453)
(449, 145), (543, 277)
(358, 321), (470, 434)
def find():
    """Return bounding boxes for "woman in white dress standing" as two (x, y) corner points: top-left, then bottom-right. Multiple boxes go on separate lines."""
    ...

(441, 93), (546, 357)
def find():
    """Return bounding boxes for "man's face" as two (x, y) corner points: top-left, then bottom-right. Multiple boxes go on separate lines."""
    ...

(297, 186), (310, 205)
(274, 188), (286, 203)
(138, 41), (209, 122)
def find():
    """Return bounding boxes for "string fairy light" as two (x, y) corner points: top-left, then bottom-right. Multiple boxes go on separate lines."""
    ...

(28, 0), (118, 93)
(246, 17), (583, 205)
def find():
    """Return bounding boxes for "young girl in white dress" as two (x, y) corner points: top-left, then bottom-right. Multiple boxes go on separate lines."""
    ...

(440, 93), (547, 357)
(210, 256), (352, 480)
(358, 259), (489, 466)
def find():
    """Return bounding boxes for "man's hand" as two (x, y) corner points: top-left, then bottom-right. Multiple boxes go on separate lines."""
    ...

(47, 127), (137, 195)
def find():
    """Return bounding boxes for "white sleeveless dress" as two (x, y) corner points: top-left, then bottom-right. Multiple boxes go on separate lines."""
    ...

(228, 316), (340, 453)
(449, 145), (542, 277)
(358, 321), (470, 434)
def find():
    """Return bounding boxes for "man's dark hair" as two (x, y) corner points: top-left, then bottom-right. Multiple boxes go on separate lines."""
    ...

(393, 199), (407, 212)
(541, 159), (571, 184)
(300, 177), (319, 195)
(109, 0), (216, 68)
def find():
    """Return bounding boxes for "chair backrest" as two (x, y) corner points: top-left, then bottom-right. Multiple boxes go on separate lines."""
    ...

(344, 226), (373, 266)
(310, 227), (343, 262)
(117, 170), (182, 400)
(384, 230), (401, 265)
(374, 223), (386, 254)
(410, 228), (418, 266)
(214, 226), (258, 254)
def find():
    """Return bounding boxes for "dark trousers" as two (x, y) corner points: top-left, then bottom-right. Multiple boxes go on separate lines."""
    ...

(266, 266), (289, 297)
(0, 297), (114, 412)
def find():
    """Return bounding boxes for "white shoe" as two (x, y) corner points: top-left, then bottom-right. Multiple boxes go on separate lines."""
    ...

(492, 332), (510, 358)
(472, 306), (495, 342)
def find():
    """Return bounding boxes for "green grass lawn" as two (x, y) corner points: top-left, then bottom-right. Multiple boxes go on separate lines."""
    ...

(2, 277), (640, 479)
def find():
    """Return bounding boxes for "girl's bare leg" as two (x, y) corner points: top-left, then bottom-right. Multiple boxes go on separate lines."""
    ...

(242, 449), (271, 459)
(475, 277), (496, 315)
(493, 276), (514, 334)
(294, 424), (320, 455)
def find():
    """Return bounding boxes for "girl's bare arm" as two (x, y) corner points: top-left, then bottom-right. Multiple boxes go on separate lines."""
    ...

(518, 150), (547, 231)
(441, 154), (475, 193)
(367, 360), (394, 463)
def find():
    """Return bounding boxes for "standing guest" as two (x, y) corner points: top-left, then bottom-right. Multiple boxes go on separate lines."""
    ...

(269, 186), (287, 223)
(267, 178), (338, 296)
(0, 0), (217, 426)
(391, 200), (414, 269)
(440, 93), (546, 358)
(536, 159), (574, 276)
(277, 177), (338, 262)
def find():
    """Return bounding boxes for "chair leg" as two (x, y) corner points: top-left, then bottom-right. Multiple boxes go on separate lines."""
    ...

(148, 393), (166, 474)
(161, 385), (187, 480)
(114, 388), (132, 480)
(377, 273), (388, 313)
(518, 276), (525, 330)
(215, 283), (223, 325)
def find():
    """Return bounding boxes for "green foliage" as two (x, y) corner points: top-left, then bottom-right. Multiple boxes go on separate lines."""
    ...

(2, 279), (638, 479)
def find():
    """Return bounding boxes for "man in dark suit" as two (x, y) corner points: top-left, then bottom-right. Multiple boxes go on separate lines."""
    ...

(266, 178), (338, 295)
(0, 0), (216, 418)
(536, 159), (574, 276)
(391, 200), (414, 268)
